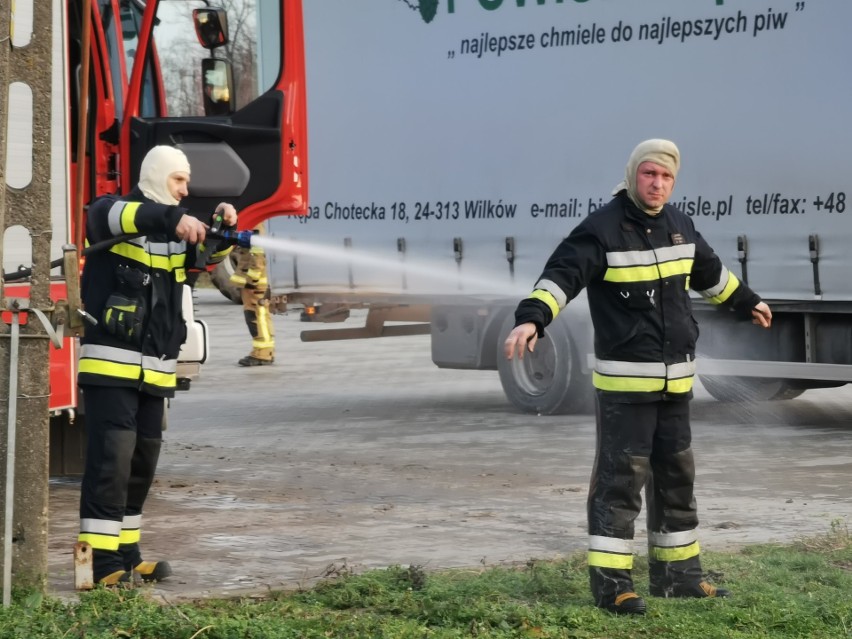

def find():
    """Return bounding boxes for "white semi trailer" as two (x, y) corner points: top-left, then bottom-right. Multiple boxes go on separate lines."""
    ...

(246, 0), (852, 414)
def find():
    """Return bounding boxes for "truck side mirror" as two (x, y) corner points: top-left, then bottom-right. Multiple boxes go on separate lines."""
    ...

(201, 58), (234, 116)
(192, 8), (229, 49)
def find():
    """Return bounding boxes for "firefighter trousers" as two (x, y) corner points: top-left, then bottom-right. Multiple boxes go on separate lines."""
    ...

(587, 392), (704, 604)
(232, 244), (275, 361)
(78, 385), (164, 579)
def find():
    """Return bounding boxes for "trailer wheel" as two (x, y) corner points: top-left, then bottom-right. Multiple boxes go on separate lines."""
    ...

(497, 314), (593, 415)
(699, 375), (805, 402)
(209, 252), (242, 304)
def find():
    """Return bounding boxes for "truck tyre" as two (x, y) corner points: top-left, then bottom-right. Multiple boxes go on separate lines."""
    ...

(698, 375), (805, 402)
(209, 253), (242, 304)
(497, 314), (593, 415)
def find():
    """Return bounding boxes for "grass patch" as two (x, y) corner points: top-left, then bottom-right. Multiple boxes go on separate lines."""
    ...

(2, 529), (850, 638)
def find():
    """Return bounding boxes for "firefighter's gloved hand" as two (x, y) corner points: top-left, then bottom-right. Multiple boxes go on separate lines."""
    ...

(102, 292), (146, 346)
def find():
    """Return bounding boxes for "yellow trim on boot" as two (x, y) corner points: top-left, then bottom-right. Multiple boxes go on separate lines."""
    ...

(98, 570), (132, 587)
(134, 560), (173, 583)
(615, 592), (640, 606)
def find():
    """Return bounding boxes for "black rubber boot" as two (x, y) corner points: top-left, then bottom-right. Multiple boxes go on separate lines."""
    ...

(590, 567), (647, 615)
(120, 542), (142, 571)
(121, 542), (173, 582)
(649, 558), (730, 598)
(94, 549), (132, 587)
(133, 560), (173, 583)
(238, 355), (274, 366)
(97, 569), (133, 587)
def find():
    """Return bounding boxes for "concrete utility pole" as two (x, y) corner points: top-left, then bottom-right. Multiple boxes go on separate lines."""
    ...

(0, 0), (54, 594)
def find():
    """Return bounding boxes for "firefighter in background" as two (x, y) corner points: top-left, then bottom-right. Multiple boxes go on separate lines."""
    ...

(504, 139), (773, 615)
(230, 224), (276, 366)
(78, 145), (236, 586)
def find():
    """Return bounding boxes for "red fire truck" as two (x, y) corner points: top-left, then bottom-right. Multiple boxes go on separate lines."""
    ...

(3, 0), (307, 474)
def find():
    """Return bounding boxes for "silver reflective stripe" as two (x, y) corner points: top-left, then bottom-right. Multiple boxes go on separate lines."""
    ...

(606, 244), (695, 267)
(147, 241), (173, 257)
(122, 515), (142, 530)
(595, 359), (666, 378)
(80, 518), (122, 536)
(648, 529), (698, 548)
(107, 201), (127, 236)
(589, 535), (633, 554)
(697, 265), (729, 298)
(654, 244), (695, 262)
(533, 278), (567, 308)
(142, 356), (177, 373)
(667, 360), (697, 379)
(596, 359), (696, 380)
(127, 237), (148, 249)
(606, 249), (657, 267)
(141, 240), (186, 257)
(79, 343), (142, 365)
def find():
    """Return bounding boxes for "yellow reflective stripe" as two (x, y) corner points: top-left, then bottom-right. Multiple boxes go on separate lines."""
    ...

(79, 358), (141, 380)
(651, 541), (700, 562)
(230, 274), (248, 285)
(110, 242), (151, 267)
(109, 243), (186, 271)
(119, 529), (141, 545)
(252, 339), (275, 349)
(706, 272), (740, 305)
(666, 376), (695, 394)
(175, 268), (186, 283)
(588, 551), (634, 570)
(246, 268), (262, 279)
(593, 371), (665, 392)
(257, 307), (272, 340)
(657, 259), (693, 279)
(78, 533), (120, 551)
(212, 247), (232, 259)
(250, 246), (265, 255)
(604, 264), (659, 283)
(143, 369), (176, 389)
(605, 259), (693, 283)
(113, 304), (136, 312)
(121, 202), (141, 233)
(529, 289), (560, 320)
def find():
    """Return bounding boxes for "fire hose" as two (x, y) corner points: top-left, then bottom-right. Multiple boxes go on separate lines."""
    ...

(2, 220), (254, 284)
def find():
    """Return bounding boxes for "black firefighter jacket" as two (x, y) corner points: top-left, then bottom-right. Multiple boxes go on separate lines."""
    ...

(78, 188), (231, 397)
(514, 192), (761, 402)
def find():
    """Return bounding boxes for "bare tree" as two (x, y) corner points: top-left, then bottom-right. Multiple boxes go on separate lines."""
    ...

(155, 0), (258, 117)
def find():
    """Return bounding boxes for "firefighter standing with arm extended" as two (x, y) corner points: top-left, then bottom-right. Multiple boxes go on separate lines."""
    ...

(504, 139), (773, 615)
(77, 145), (236, 586)
(230, 223), (275, 366)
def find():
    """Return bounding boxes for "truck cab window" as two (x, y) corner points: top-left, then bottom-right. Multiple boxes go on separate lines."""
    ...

(100, 0), (125, 117)
(118, 0), (158, 118)
(152, 0), (276, 117)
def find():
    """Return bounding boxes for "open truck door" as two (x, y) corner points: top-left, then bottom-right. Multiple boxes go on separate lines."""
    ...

(119, 0), (308, 229)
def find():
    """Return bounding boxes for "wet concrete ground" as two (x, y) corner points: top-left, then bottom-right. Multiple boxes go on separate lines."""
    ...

(47, 289), (852, 600)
